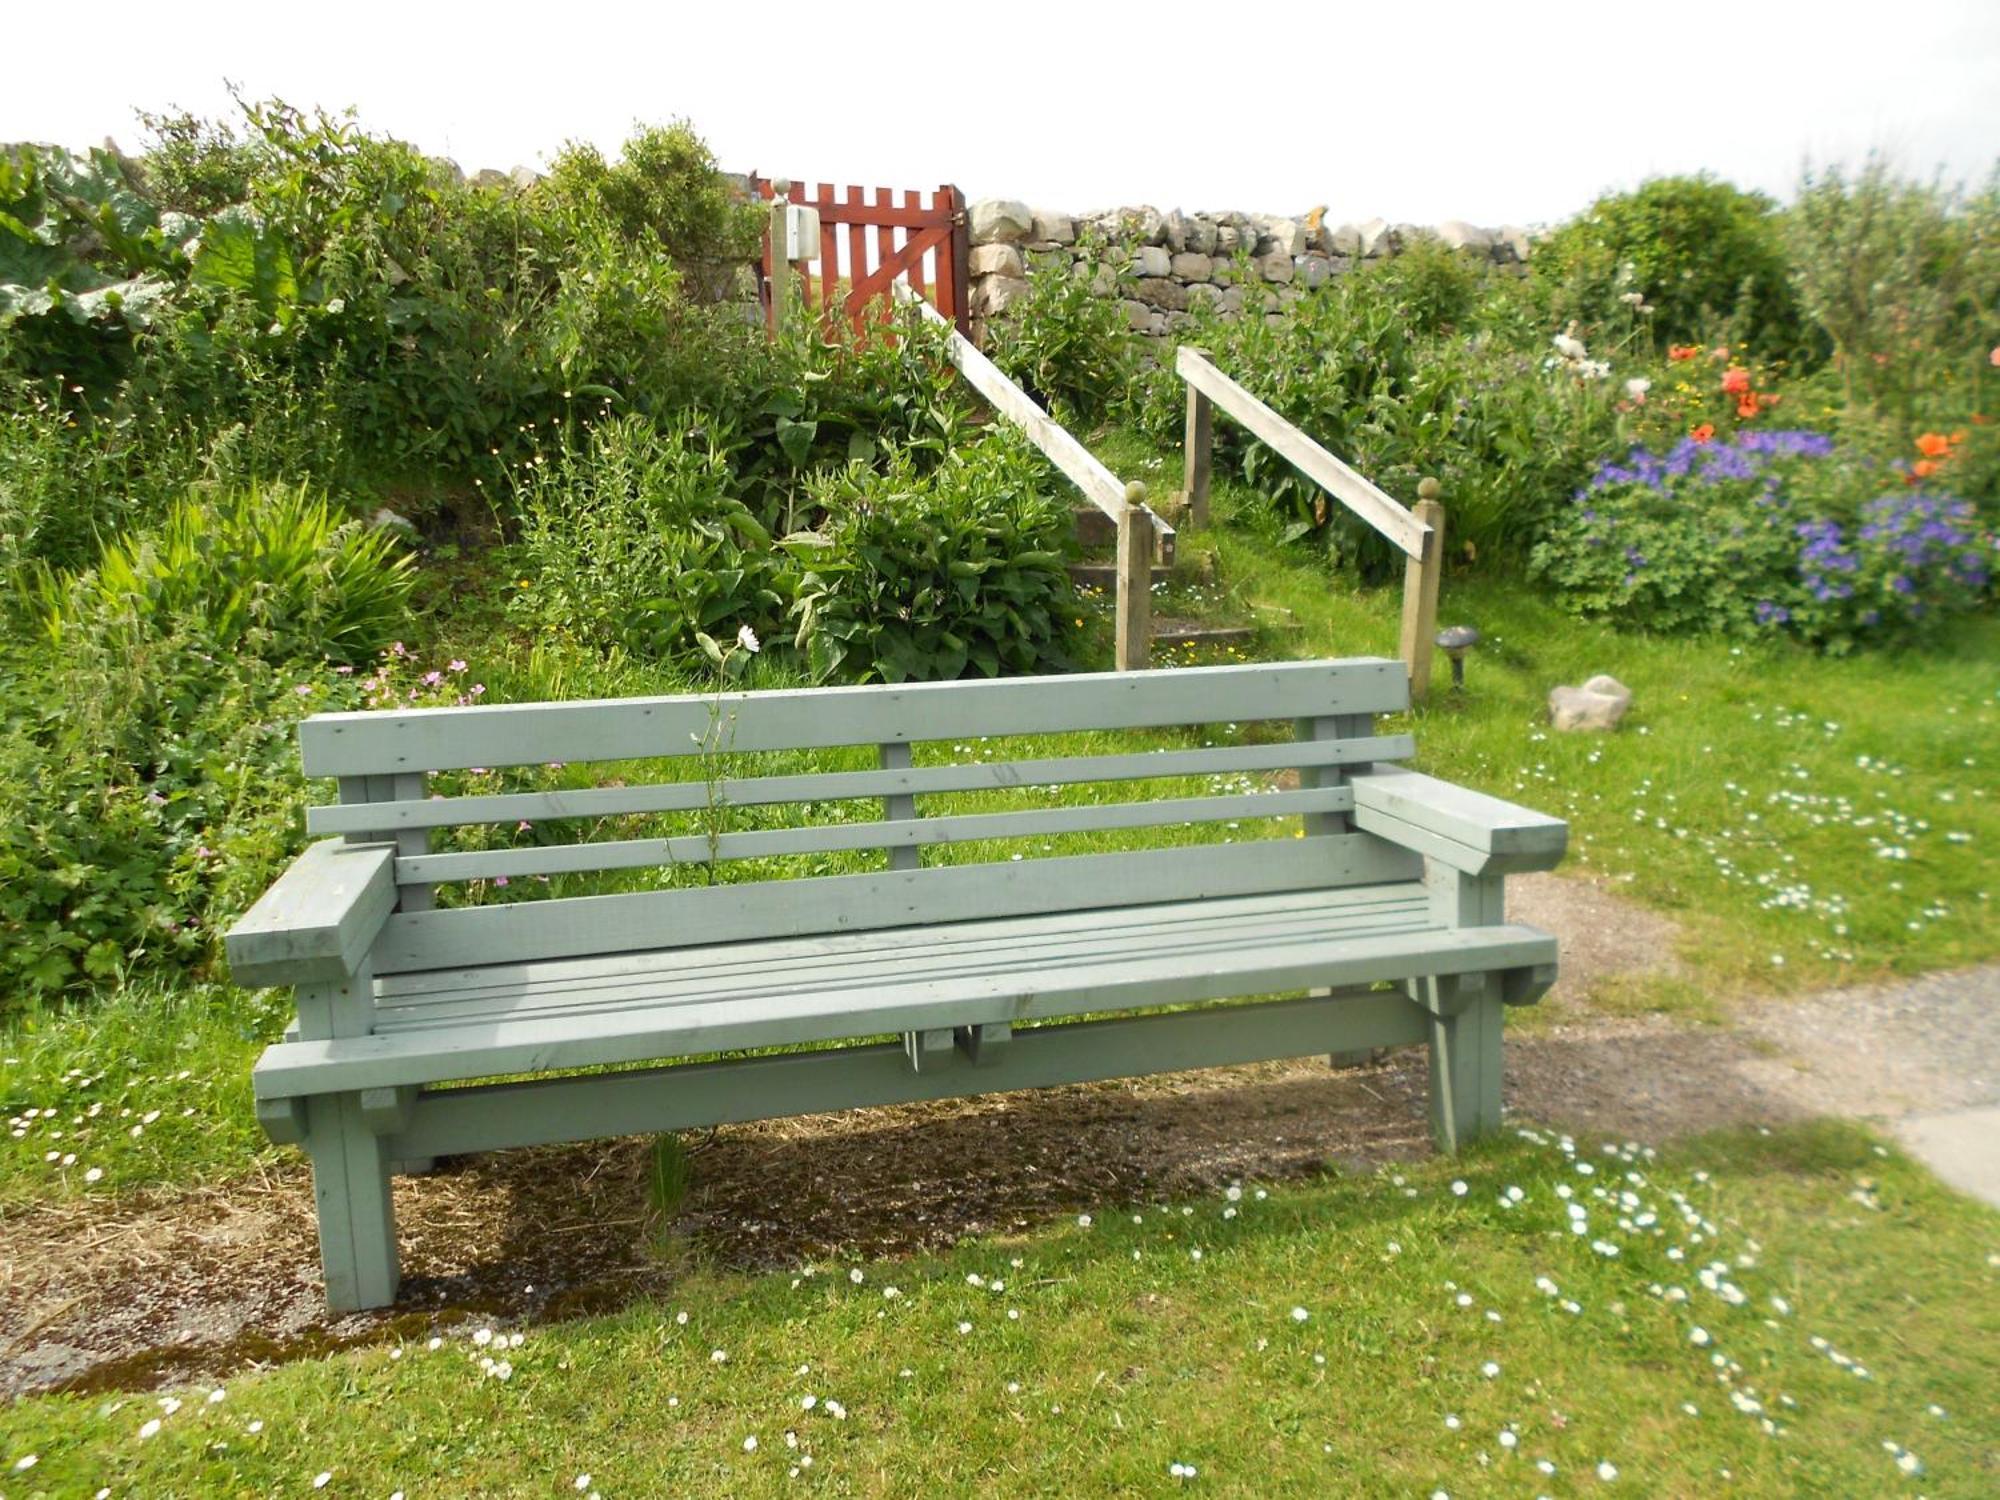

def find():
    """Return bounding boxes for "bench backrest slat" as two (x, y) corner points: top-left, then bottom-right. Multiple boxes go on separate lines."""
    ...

(299, 659), (1409, 776)
(370, 834), (1423, 974)
(394, 785), (1355, 885)
(304, 733), (1412, 837)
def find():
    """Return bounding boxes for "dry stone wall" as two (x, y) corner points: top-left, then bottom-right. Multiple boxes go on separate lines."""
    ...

(963, 199), (1539, 341)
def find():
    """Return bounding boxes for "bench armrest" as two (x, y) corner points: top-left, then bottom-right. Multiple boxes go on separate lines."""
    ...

(1351, 768), (1567, 877)
(225, 839), (398, 988)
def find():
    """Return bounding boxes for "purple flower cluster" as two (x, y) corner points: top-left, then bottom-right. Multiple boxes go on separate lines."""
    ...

(1856, 493), (1988, 589)
(1578, 430), (1837, 499)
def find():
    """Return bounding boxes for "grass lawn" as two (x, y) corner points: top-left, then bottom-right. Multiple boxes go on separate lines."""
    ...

(5, 487), (1997, 1202)
(3, 1120), (1993, 1496)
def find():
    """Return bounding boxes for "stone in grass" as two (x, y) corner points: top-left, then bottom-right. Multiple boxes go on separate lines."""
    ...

(1548, 675), (1634, 732)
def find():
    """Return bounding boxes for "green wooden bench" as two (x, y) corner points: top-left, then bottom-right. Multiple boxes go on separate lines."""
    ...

(227, 658), (1564, 1312)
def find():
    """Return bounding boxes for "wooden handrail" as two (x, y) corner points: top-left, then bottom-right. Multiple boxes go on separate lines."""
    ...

(894, 283), (1177, 671)
(1176, 346), (1430, 560)
(1176, 345), (1446, 696)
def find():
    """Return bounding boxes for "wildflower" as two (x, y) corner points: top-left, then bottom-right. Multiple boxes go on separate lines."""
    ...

(1911, 459), (1940, 480)
(1720, 368), (1751, 396)
(1669, 345), (1701, 361)
(1597, 1460), (1619, 1480)
(1624, 377), (1650, 403)
(1915, 432), (1950, 458)
(1552, 332), (1588, 361)
(1991, 346), (2000, 366)
(1736, 397), (1759, 420)
(737, 624), (761, 654)
(1690, 423), (1715, 443)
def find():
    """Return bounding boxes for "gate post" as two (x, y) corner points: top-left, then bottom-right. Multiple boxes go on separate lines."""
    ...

(768, 179), (795, 336)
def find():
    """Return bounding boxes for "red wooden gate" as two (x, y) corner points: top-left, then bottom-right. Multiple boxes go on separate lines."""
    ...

(750, 176), (970, 339)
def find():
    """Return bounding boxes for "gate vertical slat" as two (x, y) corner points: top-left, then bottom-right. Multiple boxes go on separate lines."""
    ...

(904, 189), (928, 305)
(845, 184), (869, 337)
(874, 187), (897, 328)
(817, 182), (841, 336)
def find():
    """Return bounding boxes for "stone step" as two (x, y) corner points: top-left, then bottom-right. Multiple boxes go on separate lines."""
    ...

(1150, 621), (1260, 648)
(1068, 563), (1170, 590)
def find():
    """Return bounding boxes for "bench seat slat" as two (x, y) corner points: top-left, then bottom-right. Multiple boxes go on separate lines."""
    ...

(368, 834), (1422, 973)
(374, 883), (1421, 999)
(395, 786), (1354, 884)
(254, 914), (1556, 1098)
(369, 888), (1437, 1031)
(298, 659), (1410, 776)
(304, 733), (1416, 836)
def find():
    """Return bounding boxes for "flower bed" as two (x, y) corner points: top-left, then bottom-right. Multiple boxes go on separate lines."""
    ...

(1530, 430), (1992, 650)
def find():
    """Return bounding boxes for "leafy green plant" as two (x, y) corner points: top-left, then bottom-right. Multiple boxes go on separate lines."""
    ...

(510, 415), (788, 664)
(985, 241), (1136, 426)
(40, 479), (415, 665)
(788, 433), (1075, 682)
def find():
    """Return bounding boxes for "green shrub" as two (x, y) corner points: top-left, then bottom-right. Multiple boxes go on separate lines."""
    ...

(509, 415), (788, 664)
(540, 122), (763, 300)
(1535, 175), (1804, 355)
(41, 479), (415, 665)
(985, 242), (1136, 426)
(1786, 159), (2000, 433)
(789, 434), (1075, 682)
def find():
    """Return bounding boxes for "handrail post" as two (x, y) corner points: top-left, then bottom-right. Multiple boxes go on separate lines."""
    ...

(1183, 356), (1212, 529)
(768, 178), (794, 336)
(1116, 482), (1152, 672)
(1398, 478), (1446, 699)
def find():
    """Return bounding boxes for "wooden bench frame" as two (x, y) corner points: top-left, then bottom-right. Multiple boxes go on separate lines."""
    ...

(227, 659), (1563, 1312)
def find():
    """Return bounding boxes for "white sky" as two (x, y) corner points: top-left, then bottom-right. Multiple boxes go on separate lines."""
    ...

(6, 1), (1997, 227)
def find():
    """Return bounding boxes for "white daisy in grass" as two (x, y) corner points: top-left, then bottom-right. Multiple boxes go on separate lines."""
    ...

(1595, 1459), (1618, 1480)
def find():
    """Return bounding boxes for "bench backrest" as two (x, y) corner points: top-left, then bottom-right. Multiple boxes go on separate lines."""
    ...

(298, 659), (1420, 975)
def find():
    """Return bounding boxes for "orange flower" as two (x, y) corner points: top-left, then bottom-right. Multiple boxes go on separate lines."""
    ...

(1690, 423), (1716, 443)
(1949, 429), (1968, 444)
(1736, 397), (1760, 419)
(1916, 432), (1951, 458)
(1669, 344), (1702, 361)
(1721, 368), (1752, 396)
(1912, 459), (1941, 478)
(1991, 345), (1999, 366)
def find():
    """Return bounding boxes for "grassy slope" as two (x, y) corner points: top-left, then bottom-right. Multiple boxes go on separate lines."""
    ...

(3, 1122), (1994, 1496)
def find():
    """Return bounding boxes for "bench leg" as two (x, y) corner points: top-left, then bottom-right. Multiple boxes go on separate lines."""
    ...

(1420, 977), (1504, 1154)
(305, 1093), (401, 1313)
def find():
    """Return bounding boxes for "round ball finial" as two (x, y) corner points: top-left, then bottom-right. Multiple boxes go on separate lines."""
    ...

(1124, 480), (1148, 507)
(771, 177), (791, 196)
(1417, 477), (1441, 502)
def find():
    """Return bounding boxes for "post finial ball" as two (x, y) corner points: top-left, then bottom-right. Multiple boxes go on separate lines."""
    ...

(1124, 480), (1148, 507)
(1417, 477), (1441, 502)
(772, 177), (791, 197)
